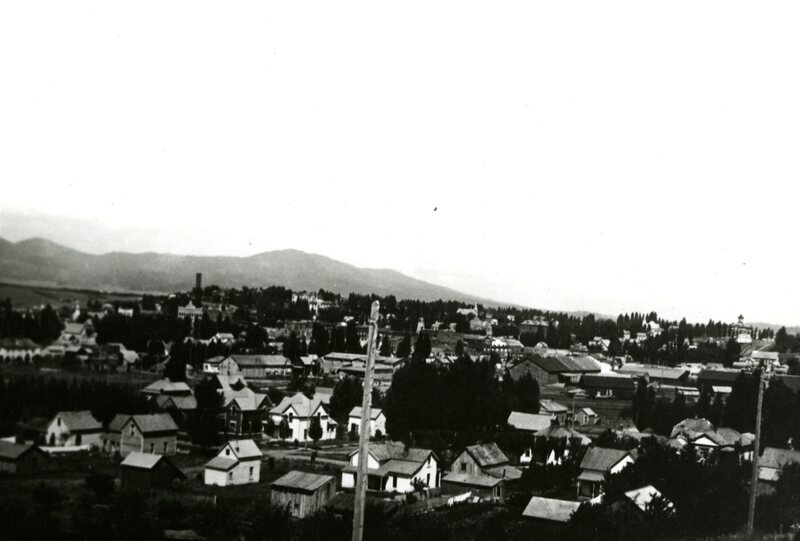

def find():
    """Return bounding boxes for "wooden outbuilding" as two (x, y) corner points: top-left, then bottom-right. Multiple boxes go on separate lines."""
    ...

(270, 470), (336, 518)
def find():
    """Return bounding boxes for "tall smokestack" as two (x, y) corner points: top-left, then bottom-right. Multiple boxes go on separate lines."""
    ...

(196, 273), (202, 291)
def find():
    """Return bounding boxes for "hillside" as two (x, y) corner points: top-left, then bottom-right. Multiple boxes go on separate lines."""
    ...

(0, 236), (507, 306)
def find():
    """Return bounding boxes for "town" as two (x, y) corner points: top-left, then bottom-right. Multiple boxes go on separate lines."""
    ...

(0, 275), (798, 541)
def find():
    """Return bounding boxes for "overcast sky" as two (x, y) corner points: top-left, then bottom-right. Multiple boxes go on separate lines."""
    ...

(1, 2), (799, 325)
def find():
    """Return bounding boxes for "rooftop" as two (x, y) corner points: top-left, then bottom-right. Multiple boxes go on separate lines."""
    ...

(464, 442), (509, 468)
(272, 470), (335, 493)
(522, 496), (581, 523)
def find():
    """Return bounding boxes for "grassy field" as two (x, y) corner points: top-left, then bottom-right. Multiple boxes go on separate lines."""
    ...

(0, 281), (143, 308)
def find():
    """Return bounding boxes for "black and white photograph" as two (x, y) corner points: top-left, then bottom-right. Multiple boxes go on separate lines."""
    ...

(1, 1), (799, 540)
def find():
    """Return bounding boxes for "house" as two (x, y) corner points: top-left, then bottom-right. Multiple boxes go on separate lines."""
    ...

(204, 439), (262, 486)
(155, 395), (197, 427)
(507, 411), (555, 464)
(102, 414), (132, 454)
(0, 338), (42, 362)
(216, 355), (293, 379)
(521, 496), (581, 524)
(141, 379), (192, 397)
(53, 321), (95, 347)
(581, 373), (636, 399)
(758, 447), (800, 494)
(509, 354), (600, 388)
(270, 471), (337, 518)
(442, 443), (522, 492)
(575, 408), (598, 426)
(441, 472), (506, 500)
(347, 407), (387, 438)
(341, 442), (440, 493)
(0, 441), (48, 475)
(668, 418), (754, 462)
(605, 485), (674, 520)
(539, 400), (570, 423)
(119, 414), (179, 457)
(177, 301), (204, 319)
(535, 421), (592, 465)
(203, 355), (225, 374)
(221, 388), (272, 438)
(269, 392), (337, 442)
(120, 452), (185, 491)
(45, 410), (103, 448)
(577, 447), (635, 499)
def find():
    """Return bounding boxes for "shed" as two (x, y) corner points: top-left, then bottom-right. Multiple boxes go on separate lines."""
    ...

(0, 441), (48, 475)
(522, 496), (581, 524)
(270, 470), (337, 518)
(120, 452), (185, 491)
(441, 472), (505, 500)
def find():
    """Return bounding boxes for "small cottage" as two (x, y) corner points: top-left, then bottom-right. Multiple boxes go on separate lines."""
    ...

(45, 410), (103, 447)
(577, 447), (635, 499)
(347, 407), (387, 438)
(119, 414), (179, 457)
(204, 439), (263, 486)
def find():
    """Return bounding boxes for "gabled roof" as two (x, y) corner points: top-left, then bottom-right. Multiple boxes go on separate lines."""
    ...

(539, 400), (568, 414)
(349, 407), (383, 421)
(579, 447), (631, 472)
(484, 464), (523, 481)
(522, 497), (581, 523)
(204, 456), (238, 471)
(580, 408), (597, 416)
(128, 414), (178, 434)
(350, 441), (435, 466)
(226, 393), (271, 412)
(156, 395), (198, 411)
(621, 485), (673, 513)
(759, 447), (800, 470)
(221, 439), (262, 460)
(617, 364), (688, 380)
(671, 418), (714, 439)
(521, 354), (600, 375)
(535, 424), (591, 445)
(142, 379), (192, 395)
(464, 442), (509, 468)
(53, 411), (102, 433)
(225, 355), (292, 368)
(443, 472), (503, 488)
(272, 470), (335, 493)
(63, 322), (87, 335)
(0, 441), (45, 461)
(270, 392), (326, 418)
(122, 452), (163, 469)
(507, 411), (553, 432)
(107, 414), (131, 433)
(697, 369), (743, 385)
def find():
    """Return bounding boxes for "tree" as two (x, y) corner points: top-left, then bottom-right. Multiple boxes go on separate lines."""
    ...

(378, 335), (392, 357)
(189, 378), (222, 446)
(329, 377), (363, 424)
(278, 418), (290, 442)
(724, 338), (741, 368)
(345, 320), (362, 353)
(164, 343), (187, 382)
(396, 333), (411, 358)
(308, 415), (323, 444)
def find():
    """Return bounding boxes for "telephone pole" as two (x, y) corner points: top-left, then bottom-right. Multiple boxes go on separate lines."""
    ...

(352, 301), (380, 541)
(746, 367), (766, 536)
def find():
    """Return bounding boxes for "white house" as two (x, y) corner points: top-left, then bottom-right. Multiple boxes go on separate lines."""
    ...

(0, 338), (42, 361)
(204, 439), (263, 487)
(576, 447), (636, 499)
(268, 392), (337, 442)
(45, 410), (103, 448)
(347, 407), (387, 438)
(341, 441), (439, 493)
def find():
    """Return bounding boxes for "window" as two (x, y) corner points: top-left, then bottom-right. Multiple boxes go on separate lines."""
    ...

(57, 418), (61, 427)
(303, 429), (307, 439)
(163, 442), (168, 453)
(392, 476), (397, 488)
(225, 448), (230, 456)
(249, 466), (254, 479)
(288, 413), (293, 423)
(149, 443), (155, 453)
(460, 463), (467, 473)
(130, 425), (135, 436)
(228, 471), (233, 480)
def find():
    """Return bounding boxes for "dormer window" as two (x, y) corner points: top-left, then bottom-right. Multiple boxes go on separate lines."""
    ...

(225, 448), (230, 456)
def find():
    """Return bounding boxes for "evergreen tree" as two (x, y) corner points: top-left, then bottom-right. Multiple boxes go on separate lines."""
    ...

(189, 379), (222, 446)
(396, 333), (412, 358)
(308, 415), (323, 444)
(378, 334), (392, 357)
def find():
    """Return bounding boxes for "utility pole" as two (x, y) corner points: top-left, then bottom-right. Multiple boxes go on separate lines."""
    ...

(352, 301), (380, 541)
(746, 367), (766, 537)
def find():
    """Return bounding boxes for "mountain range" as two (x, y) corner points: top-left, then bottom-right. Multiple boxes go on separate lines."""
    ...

(0, 236), (507, 306)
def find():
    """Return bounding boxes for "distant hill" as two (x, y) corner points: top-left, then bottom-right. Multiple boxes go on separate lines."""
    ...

(0, 236), (510, 306)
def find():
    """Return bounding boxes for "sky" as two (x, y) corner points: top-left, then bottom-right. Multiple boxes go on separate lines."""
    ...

(1, 2), (800, 325)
